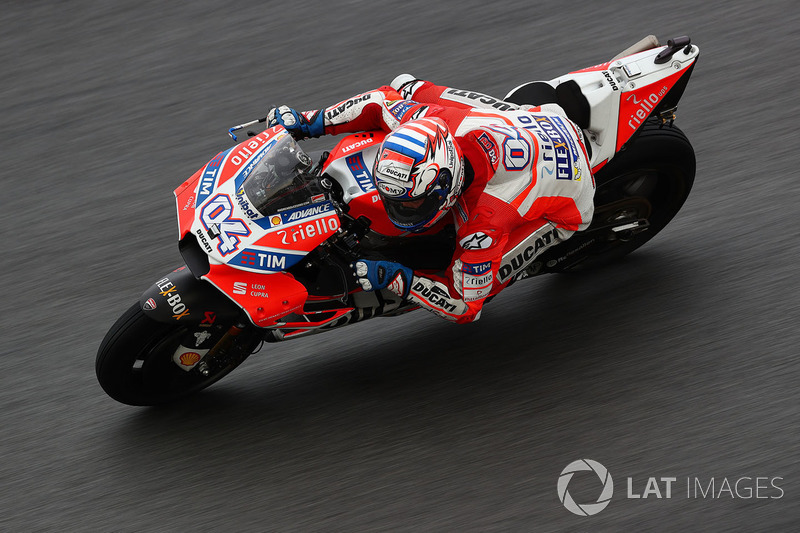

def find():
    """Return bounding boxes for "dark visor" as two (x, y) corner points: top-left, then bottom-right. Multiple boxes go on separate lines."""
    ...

(381, 192), (442, 228)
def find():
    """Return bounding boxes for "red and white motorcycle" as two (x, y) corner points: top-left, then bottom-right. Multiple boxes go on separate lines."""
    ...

(97, 35), (700, 405)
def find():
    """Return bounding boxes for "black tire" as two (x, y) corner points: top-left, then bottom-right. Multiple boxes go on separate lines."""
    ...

(96, 303), (258, 406)
(548, 121), (695, 272)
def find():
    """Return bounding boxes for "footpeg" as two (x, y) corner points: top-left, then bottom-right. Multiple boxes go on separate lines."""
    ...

(611, 219), (650, 240)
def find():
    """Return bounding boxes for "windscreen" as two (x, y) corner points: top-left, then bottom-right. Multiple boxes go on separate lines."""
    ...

(240, 134), (320, 216)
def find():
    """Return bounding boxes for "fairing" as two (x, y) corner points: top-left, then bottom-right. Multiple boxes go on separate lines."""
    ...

(172, 126), (341, 328)
(506, 38), (699, 172)
(174, 126), (340, 275)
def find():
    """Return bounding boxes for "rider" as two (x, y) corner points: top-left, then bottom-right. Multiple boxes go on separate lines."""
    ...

(267, 75), (595, 323)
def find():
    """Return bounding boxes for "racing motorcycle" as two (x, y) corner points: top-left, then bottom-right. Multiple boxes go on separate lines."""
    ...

(97, 35), (699, 405)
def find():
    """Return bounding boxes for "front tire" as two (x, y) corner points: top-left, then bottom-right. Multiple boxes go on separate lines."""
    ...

(96, 303), (259, 406)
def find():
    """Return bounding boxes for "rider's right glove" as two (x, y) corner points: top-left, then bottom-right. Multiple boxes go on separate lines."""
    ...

(267, 106), (325, 139)
(353, 259), (413, 299)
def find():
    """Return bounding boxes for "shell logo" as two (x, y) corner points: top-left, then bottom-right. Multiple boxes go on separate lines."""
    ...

(270, 215), (282, 226)
(179, 352), (202, 366)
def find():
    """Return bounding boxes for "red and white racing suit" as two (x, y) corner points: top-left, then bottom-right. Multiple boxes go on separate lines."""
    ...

(312, 76), (595, 323)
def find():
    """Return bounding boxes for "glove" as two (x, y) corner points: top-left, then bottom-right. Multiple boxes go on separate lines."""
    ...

(267, 106), (325, 139)
(353, 259), (413, 298)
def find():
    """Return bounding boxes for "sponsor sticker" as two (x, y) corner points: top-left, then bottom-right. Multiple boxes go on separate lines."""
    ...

(497, 227), (560, 282)
(229, 248), (305, 272)
(441, 89), (516, 111)
(459, 232), (493, 250)
(280, 202), (334, 224)
(460, 260), (493, 301)
(233, 282), (247, 295)
(387, 100), (417, 121)
(378, 182), (406, 197)
(193, 330), (211, 347)
(345, 153), (375, 193)
(275, 215), (339, 245)
(476, 132), (499, 166)
(462, 261), (492, 275)
(155, 277), (190, 320)
(411, 281), (458, 314)
(196, 148), (231, 207)
(326, 93), (373, 121)
(387, 273), (406, 296)
(376, 149), (415, 184)
(179, 352), (202, 366)
(530, 115), (581, 181)
(341, 137), (374, 154)
(234, 187), (261, 220)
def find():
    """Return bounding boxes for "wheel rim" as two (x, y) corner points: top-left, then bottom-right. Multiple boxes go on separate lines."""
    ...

(546, 163), (691, 272)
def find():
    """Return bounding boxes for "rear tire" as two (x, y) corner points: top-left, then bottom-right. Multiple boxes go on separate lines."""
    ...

(96, 303), (258, 406)
(549, 121), (695, 272)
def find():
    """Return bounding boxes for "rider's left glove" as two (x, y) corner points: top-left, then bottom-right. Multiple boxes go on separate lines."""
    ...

(353, 260), (413, 298)
(267, 106), (325, 139)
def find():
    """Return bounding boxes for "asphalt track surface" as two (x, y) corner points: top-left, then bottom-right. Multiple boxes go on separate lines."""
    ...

(2, 1), (799, 531)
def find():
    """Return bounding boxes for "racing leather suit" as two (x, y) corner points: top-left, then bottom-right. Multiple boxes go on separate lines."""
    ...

(307, 76), (595, 323)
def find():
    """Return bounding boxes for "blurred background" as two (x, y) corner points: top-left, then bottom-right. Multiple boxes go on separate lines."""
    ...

(2, 0), (798, 530)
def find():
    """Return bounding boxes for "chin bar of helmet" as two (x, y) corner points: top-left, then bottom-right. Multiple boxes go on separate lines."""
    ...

(228, 116), (267, 141)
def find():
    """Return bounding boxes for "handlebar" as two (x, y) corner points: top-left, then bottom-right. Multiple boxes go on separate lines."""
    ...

(227, 116), (267, 141)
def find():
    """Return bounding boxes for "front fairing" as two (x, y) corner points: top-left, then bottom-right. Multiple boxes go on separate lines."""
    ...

(174, 126), (341, 274)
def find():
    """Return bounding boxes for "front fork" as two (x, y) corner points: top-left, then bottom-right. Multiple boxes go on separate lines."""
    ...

(171, 321), (259, 374)
(139, 265), (263, 372)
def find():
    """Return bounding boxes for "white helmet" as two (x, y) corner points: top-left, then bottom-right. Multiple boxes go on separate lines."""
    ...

(372, 117), (464, 232)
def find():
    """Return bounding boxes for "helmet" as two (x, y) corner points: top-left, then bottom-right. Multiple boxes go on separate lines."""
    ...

(373, 118), (464, 232)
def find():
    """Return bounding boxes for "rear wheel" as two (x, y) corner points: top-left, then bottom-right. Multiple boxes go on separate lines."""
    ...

(96, 303), (261, 406)
(544, 121), (695, 272)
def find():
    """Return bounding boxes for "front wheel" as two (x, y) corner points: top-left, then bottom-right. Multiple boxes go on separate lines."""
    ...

(96, 303), (261, 406)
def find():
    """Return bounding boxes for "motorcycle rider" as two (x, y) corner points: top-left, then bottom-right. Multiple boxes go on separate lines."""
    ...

(268, 75), (595, 323)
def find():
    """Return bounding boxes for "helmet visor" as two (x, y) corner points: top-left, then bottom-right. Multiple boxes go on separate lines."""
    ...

(381, 192), (442, 230)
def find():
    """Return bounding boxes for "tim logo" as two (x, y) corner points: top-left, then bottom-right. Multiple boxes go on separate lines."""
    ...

(200, 194), (251, 256)
(346, 153), (375, 193)
(196, 148), (231, 207)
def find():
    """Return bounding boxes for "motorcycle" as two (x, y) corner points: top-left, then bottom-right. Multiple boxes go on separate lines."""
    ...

(97, 35), (699, 405)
